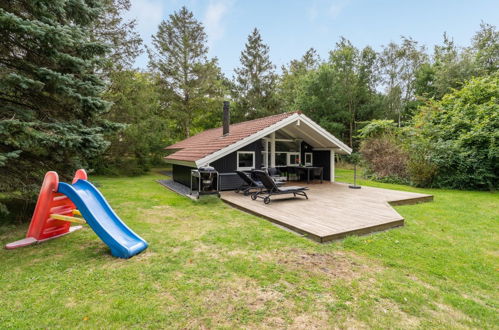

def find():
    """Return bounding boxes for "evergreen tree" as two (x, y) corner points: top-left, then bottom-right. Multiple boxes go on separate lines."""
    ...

(92, 0), (143, 74)
(148, 7), (223, 138)
(234, 28), (280, 121)
(0, 1), (118, 217)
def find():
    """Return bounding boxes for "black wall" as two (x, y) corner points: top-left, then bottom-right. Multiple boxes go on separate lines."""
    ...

(312, 150), (331, 181)
(210, 140), (264, 172)
(172, 164), (194, 186)
(171, 140), (333, 190)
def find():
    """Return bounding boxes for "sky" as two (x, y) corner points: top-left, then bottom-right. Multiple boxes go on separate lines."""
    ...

(126, 0), (499, 77)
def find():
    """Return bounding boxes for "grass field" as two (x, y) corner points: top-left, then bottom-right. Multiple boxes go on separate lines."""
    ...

(0, 169), (497, 328)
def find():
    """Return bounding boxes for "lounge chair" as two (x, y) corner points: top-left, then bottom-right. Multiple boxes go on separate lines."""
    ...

(252, 170), (308, 204)
(267, 167), (287, 183)
(235, 171), (264, 196)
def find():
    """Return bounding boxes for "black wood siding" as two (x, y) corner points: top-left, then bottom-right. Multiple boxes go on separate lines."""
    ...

(172, 164), (194, 187)
(312, 150), (331, 181)
(210, 140), (264, 172)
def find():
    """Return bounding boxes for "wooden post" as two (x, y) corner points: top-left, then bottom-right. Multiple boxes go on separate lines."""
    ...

(330, 150), (335, 182)
(270, 132), (276, 168)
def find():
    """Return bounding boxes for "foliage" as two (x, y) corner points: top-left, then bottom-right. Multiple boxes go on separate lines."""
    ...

(361, 74), (498, 190)
(279, 48), (321, 109)
(0, 1), (120, 215)
(148, 7), (224, 138)
(359, 135), (409, 182)
(295, 40), (382, 147)
(233, 28), (280, 121)
(356, 119), (397, 139)
(92, 71), (170, 175)
(91, 0), (143, 74)
(379, 37), (428, 125)
(410, 74), (499, 190)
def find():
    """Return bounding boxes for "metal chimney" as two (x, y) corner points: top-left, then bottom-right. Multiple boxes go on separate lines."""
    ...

(223, 101), (230, 136)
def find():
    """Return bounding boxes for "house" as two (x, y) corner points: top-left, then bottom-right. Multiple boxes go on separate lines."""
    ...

(164, 106), (352, 190)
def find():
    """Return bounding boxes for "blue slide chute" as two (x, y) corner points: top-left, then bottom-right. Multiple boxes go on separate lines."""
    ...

(58, 180), (148, 258)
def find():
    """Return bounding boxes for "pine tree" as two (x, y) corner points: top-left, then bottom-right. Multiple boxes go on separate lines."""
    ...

(92, 0), (143, 74)
(148, 7), (223, 138)
(0, 1), (118, 217)
(234, 28), (280, 121)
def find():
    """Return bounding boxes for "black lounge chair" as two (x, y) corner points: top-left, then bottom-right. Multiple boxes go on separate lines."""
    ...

(252, 170), (308, 204)
(267, 167), (287, 183)
(235, 171), (264, 196)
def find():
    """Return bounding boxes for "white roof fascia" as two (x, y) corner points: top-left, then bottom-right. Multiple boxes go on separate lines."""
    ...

(195, 113), (301, 167)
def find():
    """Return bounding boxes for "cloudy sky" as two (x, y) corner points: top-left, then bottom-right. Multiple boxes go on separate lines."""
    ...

(126, 0), (499, 77)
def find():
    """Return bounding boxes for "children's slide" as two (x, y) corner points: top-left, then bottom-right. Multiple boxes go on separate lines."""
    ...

(5, 169), (148, 259)
(57, 180), (148, 259)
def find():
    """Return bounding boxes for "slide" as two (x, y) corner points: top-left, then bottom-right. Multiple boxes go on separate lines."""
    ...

(57, 180), (148, 259)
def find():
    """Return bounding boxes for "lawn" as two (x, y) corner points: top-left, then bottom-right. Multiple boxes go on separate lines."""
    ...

(0, 169), (497, 328)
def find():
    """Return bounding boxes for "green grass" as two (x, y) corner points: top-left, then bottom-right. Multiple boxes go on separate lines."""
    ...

(0, 169), (497, 328)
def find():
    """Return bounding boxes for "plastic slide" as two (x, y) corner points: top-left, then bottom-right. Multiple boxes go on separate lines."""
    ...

(57, 180), (148, 258)
(5, 169), (148, 259)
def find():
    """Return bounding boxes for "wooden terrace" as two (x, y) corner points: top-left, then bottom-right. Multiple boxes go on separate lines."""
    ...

(221, 182), (433, 242)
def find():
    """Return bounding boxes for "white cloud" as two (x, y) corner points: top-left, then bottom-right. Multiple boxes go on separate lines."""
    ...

(203, 0), (233, 48)
(126, 0), (166, 41)
(308, 0), (350, 21)
(328, 0), (350, 19)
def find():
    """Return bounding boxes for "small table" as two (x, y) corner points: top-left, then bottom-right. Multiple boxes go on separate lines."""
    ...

(286, 166), (323, 184)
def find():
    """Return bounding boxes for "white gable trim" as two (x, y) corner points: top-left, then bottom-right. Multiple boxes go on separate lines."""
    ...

(299, 114), (352, 154)
(195, 113), (301, 167)
(195, 113), (351, 167)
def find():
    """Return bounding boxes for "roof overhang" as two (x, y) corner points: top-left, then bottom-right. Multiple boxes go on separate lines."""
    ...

(195, 113), (351, 167)
(164, 158), (197, 167)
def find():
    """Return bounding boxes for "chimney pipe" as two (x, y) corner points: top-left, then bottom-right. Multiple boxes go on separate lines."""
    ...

(223, 101), (230, 136)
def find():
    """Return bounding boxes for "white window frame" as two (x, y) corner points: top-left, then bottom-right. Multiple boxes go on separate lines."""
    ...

(237, 151), (255, 171)
(287, 152), (301, 166)
(304, 152), (313, 166)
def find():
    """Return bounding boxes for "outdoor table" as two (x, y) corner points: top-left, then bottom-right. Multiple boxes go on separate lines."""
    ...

(286, 166), (323, 184)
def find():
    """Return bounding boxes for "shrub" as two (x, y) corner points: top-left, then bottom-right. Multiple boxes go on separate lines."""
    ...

(410, 74), (499, 190)
(360, 135), (409, 181)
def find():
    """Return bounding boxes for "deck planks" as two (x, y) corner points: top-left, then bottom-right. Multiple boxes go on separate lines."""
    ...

(220, 182), (433, 242)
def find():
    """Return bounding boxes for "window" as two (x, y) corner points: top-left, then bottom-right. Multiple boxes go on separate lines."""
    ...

(237, 151), (255, 171)
(275, 153), (287, 166)
(304, 152), (313, 166)
(288, 153), (300, 166)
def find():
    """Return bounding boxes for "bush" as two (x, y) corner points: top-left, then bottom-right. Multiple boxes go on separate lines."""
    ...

(358, 120), (410, 183)
(360, 135), (409, 182)
(410, 74), (498, 190)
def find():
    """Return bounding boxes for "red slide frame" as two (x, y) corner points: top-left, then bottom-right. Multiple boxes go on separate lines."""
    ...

(5, 169), (88, 249)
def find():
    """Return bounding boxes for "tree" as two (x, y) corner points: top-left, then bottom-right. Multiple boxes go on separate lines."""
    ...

(379, 38), (427, 125)
(233, 28), (280, 121)
(0, 1), (118, 218)
(471, 22), (499, 75)
(148, 7), (223, 138)
(93, 71), (169, 175)
(279, 48), (321, 109)
(410, 73), (499, 190)
(92, 0), (143, 74)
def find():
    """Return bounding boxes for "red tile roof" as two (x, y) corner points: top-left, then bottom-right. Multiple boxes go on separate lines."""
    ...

(165, 112), (298, 163)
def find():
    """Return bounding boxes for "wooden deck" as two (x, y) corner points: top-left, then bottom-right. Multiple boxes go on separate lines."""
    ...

(220, 182), (433, 242)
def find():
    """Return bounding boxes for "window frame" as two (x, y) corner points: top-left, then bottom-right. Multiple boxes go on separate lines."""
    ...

(287, 152), (301, 166)
(304, 152), (313, 166)
(237, 151), (255, 171)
